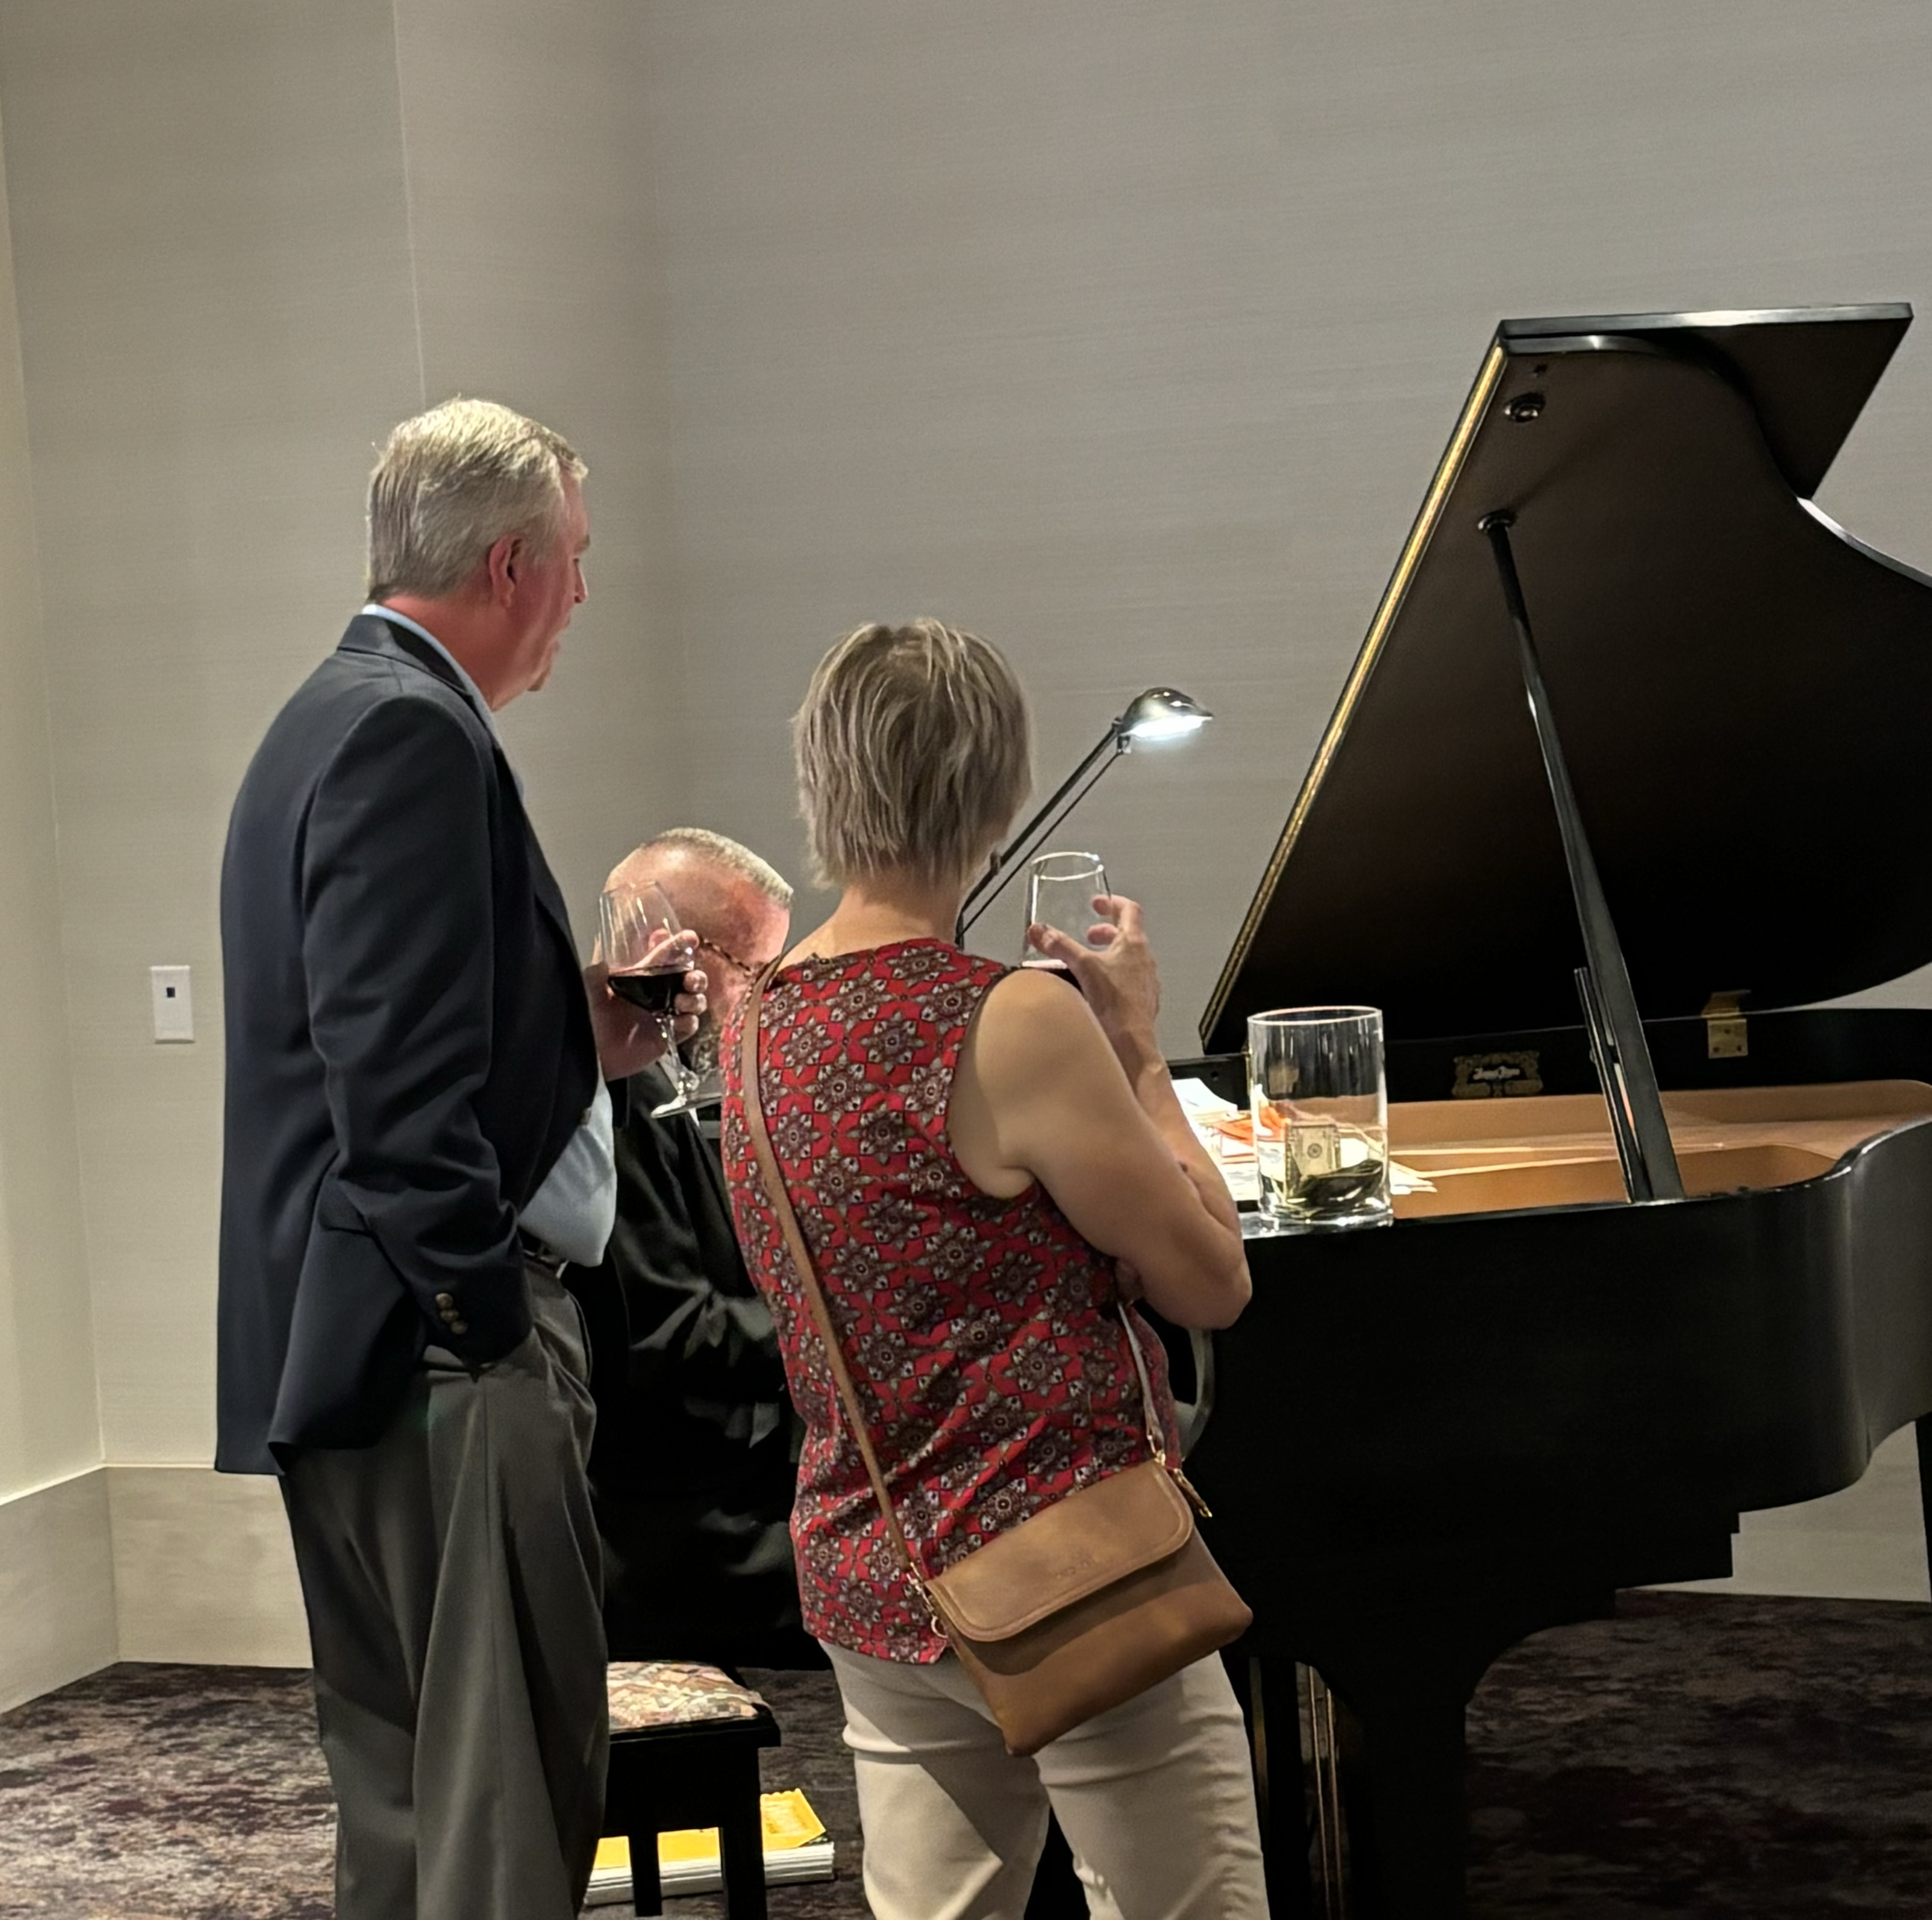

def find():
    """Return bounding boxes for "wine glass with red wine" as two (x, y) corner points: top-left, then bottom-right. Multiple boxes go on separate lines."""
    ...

(1019, 851), (1108, 989)
(598, 880), (704, 1117)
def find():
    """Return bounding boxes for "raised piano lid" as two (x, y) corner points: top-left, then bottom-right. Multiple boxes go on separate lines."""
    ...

(1200, 304), (1932, 1054)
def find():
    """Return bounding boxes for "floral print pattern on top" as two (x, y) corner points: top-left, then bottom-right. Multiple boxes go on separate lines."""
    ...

(720, 939), (1179, 1664)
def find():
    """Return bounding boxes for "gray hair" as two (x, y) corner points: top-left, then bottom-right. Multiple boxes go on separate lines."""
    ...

(793, 620), (1032, 891)
(643, 827), (793, 907)
(366, 397), (586, 601)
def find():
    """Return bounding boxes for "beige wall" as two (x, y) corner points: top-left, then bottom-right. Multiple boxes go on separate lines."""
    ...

(107, 1466), (305, 1666)
(0, 98), (98, 1507)
(0, 1473), (115, 1712)
(393, 0), (689, 913)
(0, 0), (685, 1474)
(0, 0), (426, 1467)
(640, 0), (1932, 1043)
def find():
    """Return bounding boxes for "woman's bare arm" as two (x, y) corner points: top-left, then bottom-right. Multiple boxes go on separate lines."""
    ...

(948, 899), (1250, 1330)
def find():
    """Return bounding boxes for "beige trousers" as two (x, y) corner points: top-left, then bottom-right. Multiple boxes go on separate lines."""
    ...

(824, 1644), (1271, 1920)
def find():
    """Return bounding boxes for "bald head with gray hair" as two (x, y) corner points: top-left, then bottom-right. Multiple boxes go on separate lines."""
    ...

(626, 827), (792, 909)
(366, 397), (586, 602)
(608, 830), (794, 1063)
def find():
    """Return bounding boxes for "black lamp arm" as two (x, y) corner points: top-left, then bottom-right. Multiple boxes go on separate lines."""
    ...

(954, 717), (1129, 941)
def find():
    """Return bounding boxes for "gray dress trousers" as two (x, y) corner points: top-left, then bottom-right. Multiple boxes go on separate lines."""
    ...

(280, 1260), (607, 1920)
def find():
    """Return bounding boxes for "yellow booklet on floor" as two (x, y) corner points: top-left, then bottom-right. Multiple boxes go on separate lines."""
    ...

(584, 1789), (835, 1903)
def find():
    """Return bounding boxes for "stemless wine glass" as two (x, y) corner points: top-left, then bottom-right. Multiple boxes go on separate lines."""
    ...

(1018, 851), (1109, 979)
(597, 880), (704, 1117)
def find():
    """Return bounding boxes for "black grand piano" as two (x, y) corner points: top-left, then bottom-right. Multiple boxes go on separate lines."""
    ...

(1179, 304), (1932, 1916)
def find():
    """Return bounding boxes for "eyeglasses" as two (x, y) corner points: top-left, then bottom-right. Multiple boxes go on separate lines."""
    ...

(696, 937), (777, 985)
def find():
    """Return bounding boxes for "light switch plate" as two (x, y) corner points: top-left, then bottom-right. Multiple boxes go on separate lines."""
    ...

(151, 965), (193, 1042)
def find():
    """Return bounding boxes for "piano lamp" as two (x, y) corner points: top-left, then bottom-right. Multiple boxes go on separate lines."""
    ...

(955, 687), (1213, 941)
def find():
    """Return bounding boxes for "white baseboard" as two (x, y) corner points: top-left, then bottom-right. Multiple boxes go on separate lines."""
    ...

(4, 1436), (1924, 1718)
(0, 1468), (117, 1713)
(83, 1432), (1932, 1677)
(107, 1464), (310, 1666)
(1656, 1424), (1931, 1603)
(0, 1463), (311, 1710)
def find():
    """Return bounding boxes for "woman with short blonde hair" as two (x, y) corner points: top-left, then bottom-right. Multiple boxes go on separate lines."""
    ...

(793, 617), (1033, 890)
(722, 621), (1267, 1918)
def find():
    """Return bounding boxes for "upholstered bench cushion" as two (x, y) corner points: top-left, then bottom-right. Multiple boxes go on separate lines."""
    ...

(607, 1661), (770, 1734)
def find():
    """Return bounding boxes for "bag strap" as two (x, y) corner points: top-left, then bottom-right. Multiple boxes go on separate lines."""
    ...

(1117, 1299), (1171, 1468)
(739, 966), (940, 1614)
(737, 964), (1181, 1612)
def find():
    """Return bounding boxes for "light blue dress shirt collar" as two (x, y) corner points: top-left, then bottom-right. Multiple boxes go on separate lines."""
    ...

(360, 602), (499, 739)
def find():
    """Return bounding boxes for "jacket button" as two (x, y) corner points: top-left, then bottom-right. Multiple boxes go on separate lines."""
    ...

(435, 1291), (455, 1310)
(448, 1317), (470, 1336)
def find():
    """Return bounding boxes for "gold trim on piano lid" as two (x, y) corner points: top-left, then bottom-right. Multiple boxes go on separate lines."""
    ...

(1199, 340), (1511, 1048)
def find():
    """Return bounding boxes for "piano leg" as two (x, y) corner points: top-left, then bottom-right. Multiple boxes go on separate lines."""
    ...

(1232, 1647), (1473, 1917)
(1226, 1652), (1313, 1918)
(1325, 1681), (1470, 1920)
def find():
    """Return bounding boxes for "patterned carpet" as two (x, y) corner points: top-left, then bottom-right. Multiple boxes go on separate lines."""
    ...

(2, 1592), (1929, 1916)
(1466, 1591), (1932, 1916)
(0, 1664), (860, 1920)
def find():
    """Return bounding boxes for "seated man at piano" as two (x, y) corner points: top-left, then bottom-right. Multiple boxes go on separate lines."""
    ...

(569, 829), (816, 1668)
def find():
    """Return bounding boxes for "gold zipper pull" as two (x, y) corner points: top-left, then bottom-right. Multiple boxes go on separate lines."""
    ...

(908, 1571), (949, 1641)
(1169, 1465), (1214, 1521)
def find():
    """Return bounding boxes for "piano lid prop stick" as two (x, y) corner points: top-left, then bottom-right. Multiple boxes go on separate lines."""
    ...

(962, 749), (1120, 938)
(1576, 964), (1652, 1202)
(1479, 510), (1684, 1203)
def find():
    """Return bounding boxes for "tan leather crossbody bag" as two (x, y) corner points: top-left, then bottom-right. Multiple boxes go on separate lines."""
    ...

(738, 968), (1251, 1756)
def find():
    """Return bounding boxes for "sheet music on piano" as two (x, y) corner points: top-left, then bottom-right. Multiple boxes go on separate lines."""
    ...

(1172, 1076), (1435, 1216)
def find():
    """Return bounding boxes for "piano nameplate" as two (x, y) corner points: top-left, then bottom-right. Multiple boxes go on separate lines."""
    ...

(1451, 1049), (1544, 1098)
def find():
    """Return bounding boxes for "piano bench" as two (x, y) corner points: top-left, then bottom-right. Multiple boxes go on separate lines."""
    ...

(603, 1660), (783, 1918)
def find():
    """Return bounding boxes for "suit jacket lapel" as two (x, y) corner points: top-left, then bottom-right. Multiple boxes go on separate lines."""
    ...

(524, 819), (576, 953)
(341, 613), (586, 973)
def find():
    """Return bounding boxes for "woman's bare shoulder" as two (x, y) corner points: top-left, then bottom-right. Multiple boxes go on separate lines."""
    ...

(977, 964), (1092, 1026)
(968, 966), (1110, 1087)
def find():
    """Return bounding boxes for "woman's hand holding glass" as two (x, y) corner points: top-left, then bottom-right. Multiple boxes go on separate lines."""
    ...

(1025, 893), (1164, 1062)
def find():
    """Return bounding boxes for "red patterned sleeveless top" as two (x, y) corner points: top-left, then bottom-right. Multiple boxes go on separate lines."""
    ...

(720, 939), (1180, 1663)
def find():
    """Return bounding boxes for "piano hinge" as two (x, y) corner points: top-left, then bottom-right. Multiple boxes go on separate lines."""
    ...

(1702, 990), (1749, 1060)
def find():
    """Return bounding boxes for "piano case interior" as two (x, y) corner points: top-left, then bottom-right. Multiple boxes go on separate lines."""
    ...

(1389, 1080), (1932, 1218)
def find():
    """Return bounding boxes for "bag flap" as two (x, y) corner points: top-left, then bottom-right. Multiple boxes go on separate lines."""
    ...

(928, 1462), (1195, 1641)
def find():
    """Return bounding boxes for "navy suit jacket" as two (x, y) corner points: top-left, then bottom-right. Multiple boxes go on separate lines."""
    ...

(215, 614), (597, 1473)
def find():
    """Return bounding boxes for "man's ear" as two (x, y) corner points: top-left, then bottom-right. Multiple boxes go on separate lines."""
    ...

(485, 532), (522, 606)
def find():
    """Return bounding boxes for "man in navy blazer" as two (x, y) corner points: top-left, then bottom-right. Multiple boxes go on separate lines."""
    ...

(217, 399), (699, 1920)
